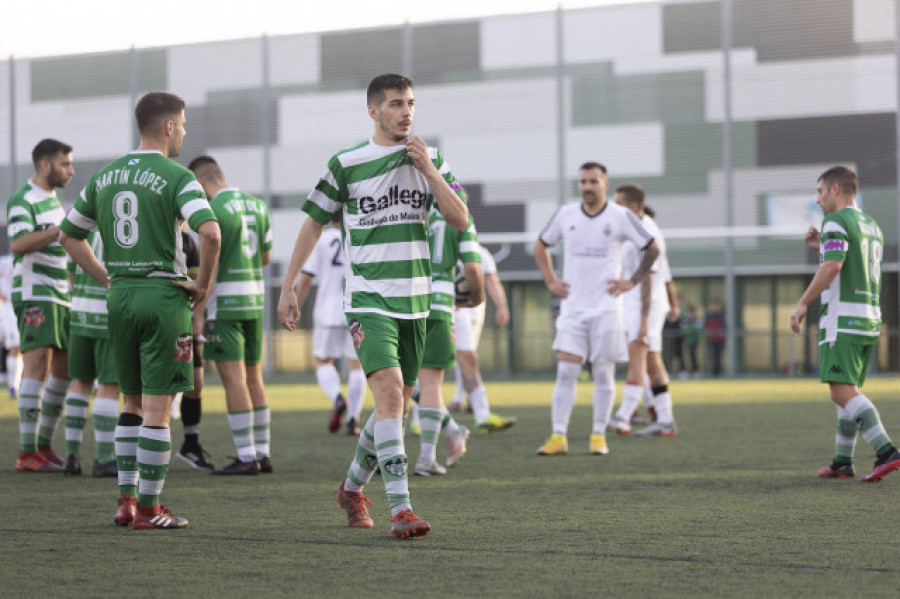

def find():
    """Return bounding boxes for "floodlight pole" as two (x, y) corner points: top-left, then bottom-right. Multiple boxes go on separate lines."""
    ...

(262, 32), (274, 377)
(722, 0), (737, 377)
(555, 3), (566, 209)
(8, 55), (15, 199)
(895, 0), (900, 369)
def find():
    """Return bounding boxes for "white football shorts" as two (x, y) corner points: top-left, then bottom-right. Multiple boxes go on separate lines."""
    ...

(552, 310), (626, 364)
(312, 324), (357, 361)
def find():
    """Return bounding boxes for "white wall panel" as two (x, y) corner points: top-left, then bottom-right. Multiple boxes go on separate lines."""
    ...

(564, 5), (661, 64)
(705, 55), (895, 121)
(853, 0), (895, 43)
(279, 90), (371, 148)
(566, 123), (664, 177)
(168, 39), (263, 105)
(269, 34), (320, 87)
(16, 96), (132, 160)
(480, 12), (556, 70)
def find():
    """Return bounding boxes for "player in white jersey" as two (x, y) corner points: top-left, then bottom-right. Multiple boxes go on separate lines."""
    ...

(534, 162), (659, 456)
(0, 254), (23, 399)
(296, 213), (367, 436)
(609, 185), (678, 437)
(449, 244), (516, 433)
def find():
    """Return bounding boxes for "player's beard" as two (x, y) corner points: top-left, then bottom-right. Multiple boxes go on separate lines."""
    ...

(46, 166), (70, 189)
(380, 116), (409, 143)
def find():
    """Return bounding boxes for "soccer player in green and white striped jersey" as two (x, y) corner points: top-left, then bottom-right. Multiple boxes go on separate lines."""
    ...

(278, 73), (469, 540)
(414, 208), (483, 476)
(60, 92), (221, 530)
(62, 230), (120, 476)
(8, 138), (75, 473)
(188, 155), (273, 475)
(790, 166), (900, 483)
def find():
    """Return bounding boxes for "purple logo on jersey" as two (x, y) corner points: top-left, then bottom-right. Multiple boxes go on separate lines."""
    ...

(449, 182), (462, 192)
(823, 240), (846, 251)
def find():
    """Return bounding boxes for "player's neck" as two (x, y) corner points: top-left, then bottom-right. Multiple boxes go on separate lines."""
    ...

(137, 138), (170, 157)
(30, 174), (53, 193)
(372, 129), (406, 147)
(582, 197), (606, 216)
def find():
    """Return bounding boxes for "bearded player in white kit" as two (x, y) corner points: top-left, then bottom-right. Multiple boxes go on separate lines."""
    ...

(534, 162), (659, 456)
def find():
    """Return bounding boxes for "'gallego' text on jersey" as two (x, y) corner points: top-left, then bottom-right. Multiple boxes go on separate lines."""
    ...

(302, 138), (465, 319)
(207, 187), (272, 321)
(818, 206), (883, 346)
(59, 151), (216, 282)
(6, 179), (71, 306)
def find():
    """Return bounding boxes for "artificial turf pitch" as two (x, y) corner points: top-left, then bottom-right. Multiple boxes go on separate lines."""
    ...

(2, 378), (900, 597)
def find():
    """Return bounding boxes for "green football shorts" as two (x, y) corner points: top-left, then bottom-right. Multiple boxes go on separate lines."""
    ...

(819, 341), (875, 387)
(346, 312), (425, 387)
(68, 332), (117, 384)
(15, 300), (69, 353)
(108, 280), (194, 396)
(420, 317), (455, 370)
(205, 318), (263, 365)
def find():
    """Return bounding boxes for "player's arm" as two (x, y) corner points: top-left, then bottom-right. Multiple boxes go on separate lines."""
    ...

(406, 137), (467, 232)
(790, 259), (842, 333)
(533, 238), (569, 299)
(262, 250), (271, 266)
(458, 260), (485, 308)
(278, 217), (326, 331)
(608, 240), (660, 296)
(58, 232), (109, 289)
(11, 226), (61, 255)
(666, 281), (680, 321)
(485, 273), (510, 327)
(175, 220), (221, 307)
(295, 272), (314, 307)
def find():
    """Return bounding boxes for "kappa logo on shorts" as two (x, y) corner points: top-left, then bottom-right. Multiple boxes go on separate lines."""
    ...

(365, 454), (378, 470)
(349, 320), (365, 350)
(172, 372), (187, 385)
(829, 364), (843, 375)
(382, 456), (407, 477)
(24, 305), (45, 328)
(174, 334), (193, 364)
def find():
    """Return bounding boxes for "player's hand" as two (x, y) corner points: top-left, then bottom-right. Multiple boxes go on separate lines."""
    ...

(638, 318), (649, 343)
(495, 305), (510, 327)
(172, 278), (207, 308)
(406, 136), (434, 174)
(804, 226), (821, 250)
(192, 312), (206, 342)
(547, 279), (570, 299)
(607, 278), (635, 297)
(278, 288), (300, 331)
(790, 303), (806, 334)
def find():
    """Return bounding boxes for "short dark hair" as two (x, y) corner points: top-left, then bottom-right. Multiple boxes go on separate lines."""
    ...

(615, 183), (645, 208)
(818, 166), (858, 198)
(32, 138), (72, 167)
(187, 154), (224, 182)
(135, 91), (186, 135)
(579, 161), (607, 175)
(367, 73), (413, 107)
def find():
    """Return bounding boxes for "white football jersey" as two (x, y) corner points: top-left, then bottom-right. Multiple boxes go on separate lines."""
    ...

(622, 214), (670, 313)
(302, 226), (348, 327)
(479, 245), (496, 277)
(539, 201), (654, 318)
(0, 254), (13, 300)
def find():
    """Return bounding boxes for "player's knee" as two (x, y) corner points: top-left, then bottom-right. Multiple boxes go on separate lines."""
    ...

(556, 360), (581, 386)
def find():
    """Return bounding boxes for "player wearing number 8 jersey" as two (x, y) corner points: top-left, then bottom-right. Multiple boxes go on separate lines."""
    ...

(188, 155), (273, 475)
(790, 166), (900, 483)
(60, 92), (221, 529)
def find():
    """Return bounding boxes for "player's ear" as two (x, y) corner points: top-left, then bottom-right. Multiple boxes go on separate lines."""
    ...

(367, 104), (379, 121)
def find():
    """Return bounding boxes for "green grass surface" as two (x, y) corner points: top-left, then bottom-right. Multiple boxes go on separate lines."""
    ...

(2, 378), (900, 597)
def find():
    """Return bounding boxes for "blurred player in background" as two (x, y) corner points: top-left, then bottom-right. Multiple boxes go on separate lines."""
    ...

(608, 185), (678, 437)
(8, 138), (75, 473)
(0, 252), (23, 399)
(449, 243), (516, 433)
(790, 166), (900, 483)
(295, 212), (367, 436)
(413, 206), (481, 476)
(62, 230), (120, 476)
(60, 92), (220, 529)
(534, 162), (658, 456)
(190, 155), (273, 475)
(173, 226), (215, 472)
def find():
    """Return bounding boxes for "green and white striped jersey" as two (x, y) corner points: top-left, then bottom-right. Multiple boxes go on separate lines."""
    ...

(207, 187), (272, 321)
(6, 179), (71, 306)
(69, 230), (108, 338)
(59, 151), (216, 281)
(818, 206), (883, 346)
(302, 138), (465, 319)
(427, 210), (480, 321)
